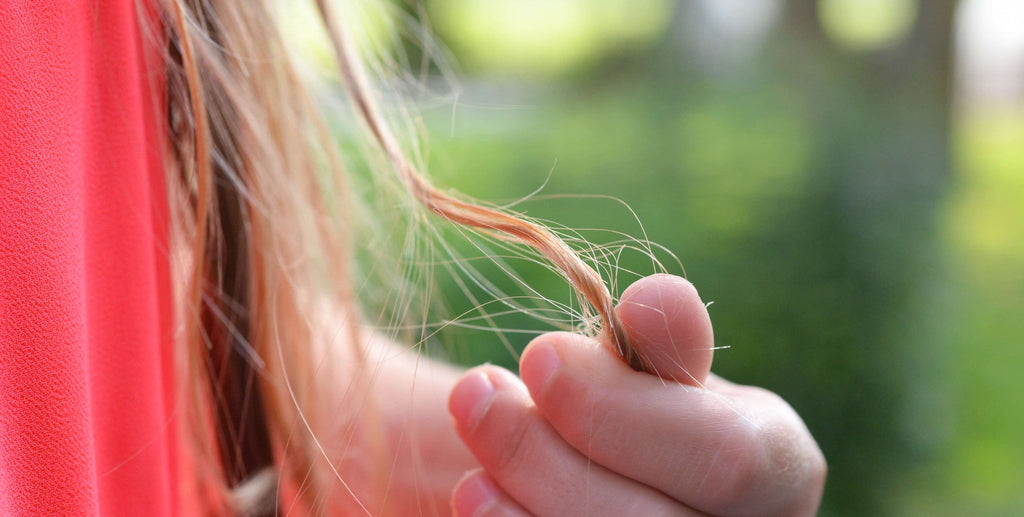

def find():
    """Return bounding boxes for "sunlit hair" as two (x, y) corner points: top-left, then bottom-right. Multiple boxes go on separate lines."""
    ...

(156, 0), (641, 513)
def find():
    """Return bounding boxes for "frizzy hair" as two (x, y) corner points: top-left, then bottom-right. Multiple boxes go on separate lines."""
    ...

(158, 0), (642, 513)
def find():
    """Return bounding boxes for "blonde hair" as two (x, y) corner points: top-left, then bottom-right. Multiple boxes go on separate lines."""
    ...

(159, 0), (641, 513)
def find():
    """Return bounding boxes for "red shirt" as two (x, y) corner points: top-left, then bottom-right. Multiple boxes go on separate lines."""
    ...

(1, 1), (186, 514)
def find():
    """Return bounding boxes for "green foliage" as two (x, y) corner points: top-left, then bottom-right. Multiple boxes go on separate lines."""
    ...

(428, 0), (672, 76)
(355, 1), (1023, 514)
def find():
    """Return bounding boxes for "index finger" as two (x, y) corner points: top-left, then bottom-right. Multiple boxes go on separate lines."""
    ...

(520, 333), (826, 516)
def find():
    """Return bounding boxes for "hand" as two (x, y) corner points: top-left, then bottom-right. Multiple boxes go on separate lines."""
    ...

(447, 274), (826, 516)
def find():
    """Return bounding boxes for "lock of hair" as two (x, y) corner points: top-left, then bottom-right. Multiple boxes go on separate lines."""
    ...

(314, 0), (645, 372)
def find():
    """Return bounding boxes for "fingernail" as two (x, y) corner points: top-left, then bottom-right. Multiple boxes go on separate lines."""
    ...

(521, 343), (560, 395)
(450, 371), (496, 431)
(452, 472), (499, 517)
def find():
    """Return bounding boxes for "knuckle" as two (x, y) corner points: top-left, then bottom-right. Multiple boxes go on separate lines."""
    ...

(763, 397), (827, 486)
(692, 416), (767, 512)
(812, 445), (828, 479)
(706, 401), (827, 515)
(808, 444), (828, 491)
(794, 424), (828, 497)
(723, 424), (766, 501)
(758, 417), (828, 515)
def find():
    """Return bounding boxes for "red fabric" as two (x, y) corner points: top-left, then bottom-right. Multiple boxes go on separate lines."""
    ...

(0, 1), (185, 514)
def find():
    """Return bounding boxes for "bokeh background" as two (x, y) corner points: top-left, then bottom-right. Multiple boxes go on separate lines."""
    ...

(300, 0), (1024, 515)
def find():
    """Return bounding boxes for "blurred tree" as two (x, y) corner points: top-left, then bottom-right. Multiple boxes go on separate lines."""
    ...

(696, 1), (958, 514)
(412, 0), (961, 514)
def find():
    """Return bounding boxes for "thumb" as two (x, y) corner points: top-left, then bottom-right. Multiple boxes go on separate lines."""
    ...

(613, 274), (714, 386)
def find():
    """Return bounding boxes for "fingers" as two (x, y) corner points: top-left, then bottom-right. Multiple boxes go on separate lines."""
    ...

(448, 275), (824, 516)
(449, 366), (703, 517)
(615, 274), (714, 386)
(519, 333), (826, 516)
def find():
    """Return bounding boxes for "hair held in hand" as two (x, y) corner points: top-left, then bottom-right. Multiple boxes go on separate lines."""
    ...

(164, 0), (642, 513)
(311, 0), (640, 370)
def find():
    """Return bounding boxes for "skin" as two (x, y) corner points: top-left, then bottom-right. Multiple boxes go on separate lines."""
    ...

(347, 274), (824, 515)
(445, 274), (827, 517)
